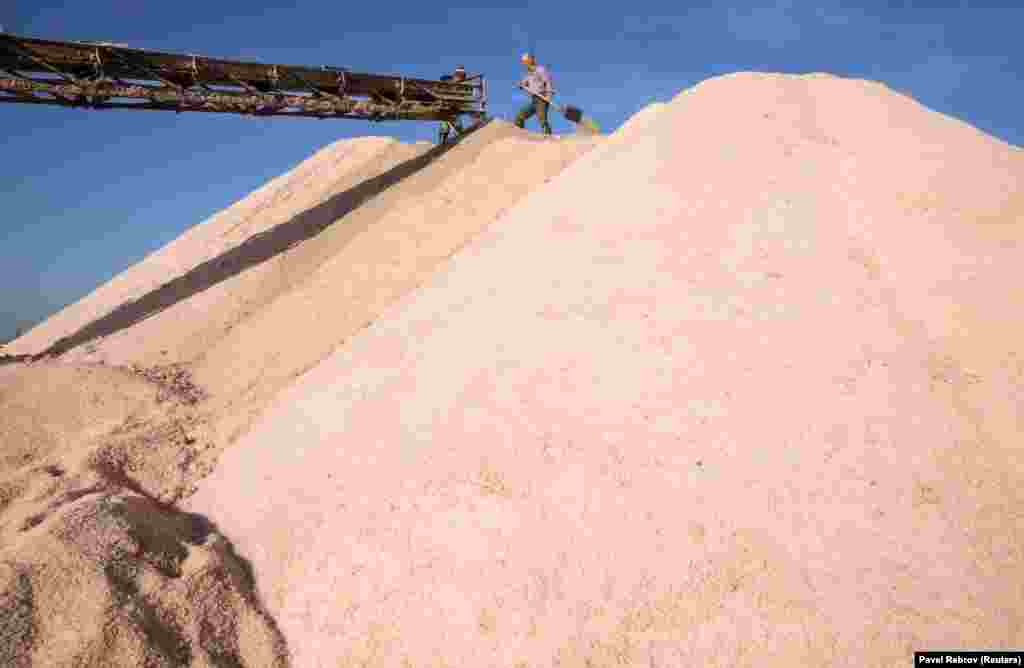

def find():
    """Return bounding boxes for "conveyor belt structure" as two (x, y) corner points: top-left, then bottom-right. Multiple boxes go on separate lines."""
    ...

(0, 32), (487, 123)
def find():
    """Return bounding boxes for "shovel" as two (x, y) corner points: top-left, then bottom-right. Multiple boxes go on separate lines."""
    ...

(519, 86), (600, 134)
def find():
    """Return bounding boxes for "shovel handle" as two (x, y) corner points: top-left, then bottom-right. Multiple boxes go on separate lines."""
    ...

(519, 85), (561, 111)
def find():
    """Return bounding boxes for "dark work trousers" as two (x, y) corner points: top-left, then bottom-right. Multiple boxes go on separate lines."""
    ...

(514, 95), (552, 135)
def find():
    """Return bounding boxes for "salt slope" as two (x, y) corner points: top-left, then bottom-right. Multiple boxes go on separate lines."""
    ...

(5, 137), (424, 357)
(89, 122), (590, 373)
(49, 122), (598, 449)
(191, 123), (600, 443)
(190, 72), (1024, 667)
(48, 136), (430, 368)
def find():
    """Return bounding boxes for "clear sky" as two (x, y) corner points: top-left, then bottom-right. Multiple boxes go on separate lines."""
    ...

(2, 1), (1021, 340)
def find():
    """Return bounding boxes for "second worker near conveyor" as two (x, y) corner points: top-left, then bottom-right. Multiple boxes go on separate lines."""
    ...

(438, 65), (467, 145)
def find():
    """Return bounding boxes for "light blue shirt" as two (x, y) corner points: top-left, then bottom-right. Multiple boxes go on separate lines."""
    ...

(521, 65), (554, 97)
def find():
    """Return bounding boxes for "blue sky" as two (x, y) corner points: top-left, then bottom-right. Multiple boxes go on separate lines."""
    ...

(2, 1), (1022, 340)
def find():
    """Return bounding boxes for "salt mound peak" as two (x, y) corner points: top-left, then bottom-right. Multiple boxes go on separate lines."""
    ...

(608, 101), (669, 143)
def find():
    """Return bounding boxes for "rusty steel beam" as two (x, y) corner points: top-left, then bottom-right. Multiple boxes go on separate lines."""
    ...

(0, 75), (462, 120)
(0, 96), (440, 122)
(0, 31), (486, 122)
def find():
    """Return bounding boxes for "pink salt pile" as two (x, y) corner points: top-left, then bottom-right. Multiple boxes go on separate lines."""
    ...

(189, 73), (1023, 666)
